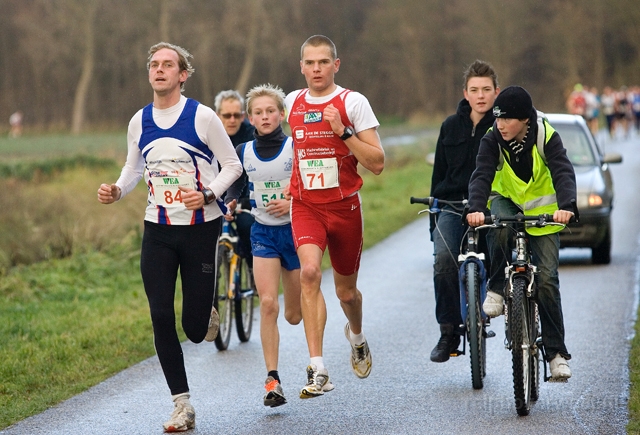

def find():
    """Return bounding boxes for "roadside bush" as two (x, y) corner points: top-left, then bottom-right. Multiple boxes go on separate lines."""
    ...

(0, 165), (146, 272)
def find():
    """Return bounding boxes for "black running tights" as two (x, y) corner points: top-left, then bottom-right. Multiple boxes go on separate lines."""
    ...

(140, 219), (221, 395)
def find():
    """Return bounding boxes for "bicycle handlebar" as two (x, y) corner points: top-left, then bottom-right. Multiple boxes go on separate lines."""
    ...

(411, 196), (579, 227)
(409, 196), (467, 212)
(476, 212), (576, 231)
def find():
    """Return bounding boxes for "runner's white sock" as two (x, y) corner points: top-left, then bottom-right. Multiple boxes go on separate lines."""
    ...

(310, 356), (325, 371)
(349, 330), (365, 346)
(171, 392), (191, 404)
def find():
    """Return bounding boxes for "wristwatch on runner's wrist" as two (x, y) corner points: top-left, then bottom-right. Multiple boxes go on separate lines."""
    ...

(340, 126), (354, 141)
(202, 188), (215, 205)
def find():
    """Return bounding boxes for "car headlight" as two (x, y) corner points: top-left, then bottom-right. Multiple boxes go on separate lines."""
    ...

(588, 194), (603, 207)
(576, 193), (604, 208)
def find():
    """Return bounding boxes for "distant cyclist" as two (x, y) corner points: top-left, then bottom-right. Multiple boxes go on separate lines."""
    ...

(215, 90), (256, 269)
(428, 60), (499, 363)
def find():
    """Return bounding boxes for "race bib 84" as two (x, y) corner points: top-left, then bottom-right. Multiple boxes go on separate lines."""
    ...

(150, 176), (195, 208)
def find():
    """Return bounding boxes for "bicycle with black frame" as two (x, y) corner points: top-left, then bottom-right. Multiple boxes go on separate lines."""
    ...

(410, 196), (495, 390)
(471, 205), (577, 416)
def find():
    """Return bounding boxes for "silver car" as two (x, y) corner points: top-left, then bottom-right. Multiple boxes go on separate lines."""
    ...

(546, 113), (622, 264)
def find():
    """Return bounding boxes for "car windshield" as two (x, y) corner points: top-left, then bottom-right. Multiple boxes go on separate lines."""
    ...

(552, 123), (597, 166)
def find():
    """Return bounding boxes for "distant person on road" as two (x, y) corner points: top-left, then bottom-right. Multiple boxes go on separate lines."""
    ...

(283, 35), (385, 398)
(631, 85), (640, 134)
(215, 90), (256, 270)
(466, 85), (576, 380)
(584, 86), (601, 136)
(428, 60), (499, 363)
(225, 84), (302, 408)
(97, 42), (242, 432)
(601, 86), (617, 139)
(9, 110), (23, 138)
(566, 83), (586, 117)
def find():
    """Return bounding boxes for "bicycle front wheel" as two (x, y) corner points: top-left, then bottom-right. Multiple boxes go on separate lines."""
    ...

(466, 261), (485, 390)
(214, 244), (233, 351)
(235, 256), (255, 342)
(510, 276), (533, 416)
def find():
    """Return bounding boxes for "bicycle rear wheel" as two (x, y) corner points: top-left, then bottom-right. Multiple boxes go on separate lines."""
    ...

(466, 261), (485, 390)
(235, 256), (255, 342)
(510, 276), (533, 416)
(214, 244), (233, 351)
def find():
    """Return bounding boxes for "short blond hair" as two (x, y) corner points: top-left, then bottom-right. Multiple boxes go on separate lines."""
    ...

(245, 84), (286, 115)
(147, 42), (194, 92)
(300, 35), (337, 60)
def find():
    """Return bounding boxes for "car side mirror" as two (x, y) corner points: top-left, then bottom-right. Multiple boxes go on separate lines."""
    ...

(602, 153), (623, 164)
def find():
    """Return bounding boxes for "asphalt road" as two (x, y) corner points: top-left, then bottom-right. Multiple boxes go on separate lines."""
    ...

(2, 132), (639, 435)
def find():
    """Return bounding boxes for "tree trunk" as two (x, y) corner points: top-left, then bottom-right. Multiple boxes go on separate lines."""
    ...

(70, 1), (98, 135)
(234, 0), (261, 95)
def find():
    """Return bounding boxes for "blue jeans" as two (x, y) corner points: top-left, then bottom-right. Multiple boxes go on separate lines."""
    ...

(432, 205), (466, 327)
(487, 196), (570, 360)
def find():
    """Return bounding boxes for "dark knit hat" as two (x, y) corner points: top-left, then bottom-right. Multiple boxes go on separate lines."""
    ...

(492, 86), (533, 119)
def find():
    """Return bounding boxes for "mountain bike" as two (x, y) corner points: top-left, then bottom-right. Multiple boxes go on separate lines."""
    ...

(410, 196), (494, 389)
(214, 211), (256, 351)
(475, 210), (575, 416)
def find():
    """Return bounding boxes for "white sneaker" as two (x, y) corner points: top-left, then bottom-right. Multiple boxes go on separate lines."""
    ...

(483, 291), (504, 317)
(550, 354), (572, 380)
(299, 365), (335, 399)
(163, 398), (195, 432)
(344, 323), (372, 378)
(204, 306), (219, 342)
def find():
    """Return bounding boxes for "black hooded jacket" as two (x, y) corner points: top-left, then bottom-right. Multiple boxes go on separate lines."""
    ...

(430, 98), (496, 201)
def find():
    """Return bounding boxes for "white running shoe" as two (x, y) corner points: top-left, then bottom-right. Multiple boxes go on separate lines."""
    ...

(163, 399), (195, 432)
(550, 354), (572, 380)
(299, 365), (335, 399)
(204, 306), (219, 342)
(344, 323), (372, 378)
(482, 291), (504, 317)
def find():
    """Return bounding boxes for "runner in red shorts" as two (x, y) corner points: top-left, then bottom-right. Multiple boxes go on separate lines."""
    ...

(284, 35), (385, 398)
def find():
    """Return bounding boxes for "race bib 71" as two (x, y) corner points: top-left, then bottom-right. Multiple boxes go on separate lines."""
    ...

(298, 158), (339, 190)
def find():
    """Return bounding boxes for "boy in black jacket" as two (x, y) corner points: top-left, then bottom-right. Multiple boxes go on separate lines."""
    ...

(429, 60), (499, 362)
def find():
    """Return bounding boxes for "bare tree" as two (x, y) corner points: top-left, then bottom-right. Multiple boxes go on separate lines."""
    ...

(71, 0), (99, 135)
(234, 0), (263, 95)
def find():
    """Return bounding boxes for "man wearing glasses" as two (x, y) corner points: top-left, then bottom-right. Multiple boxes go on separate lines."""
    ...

(215, 90), (256, 272)
(214, 90), (255, 146)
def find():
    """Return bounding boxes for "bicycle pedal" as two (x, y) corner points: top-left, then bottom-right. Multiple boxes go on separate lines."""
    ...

(486, 330), (496, 338)
(548, 377), (569, 383)
(450, 350), (463, 357)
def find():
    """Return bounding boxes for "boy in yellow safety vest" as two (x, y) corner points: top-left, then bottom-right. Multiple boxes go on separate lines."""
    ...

(466, 86), (576, 381)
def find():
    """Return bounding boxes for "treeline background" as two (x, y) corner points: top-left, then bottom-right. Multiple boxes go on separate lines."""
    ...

(1, 0), (639, 133)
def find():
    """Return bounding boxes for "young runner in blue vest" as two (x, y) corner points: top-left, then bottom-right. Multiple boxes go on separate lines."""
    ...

(224, 84), (302, 408)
